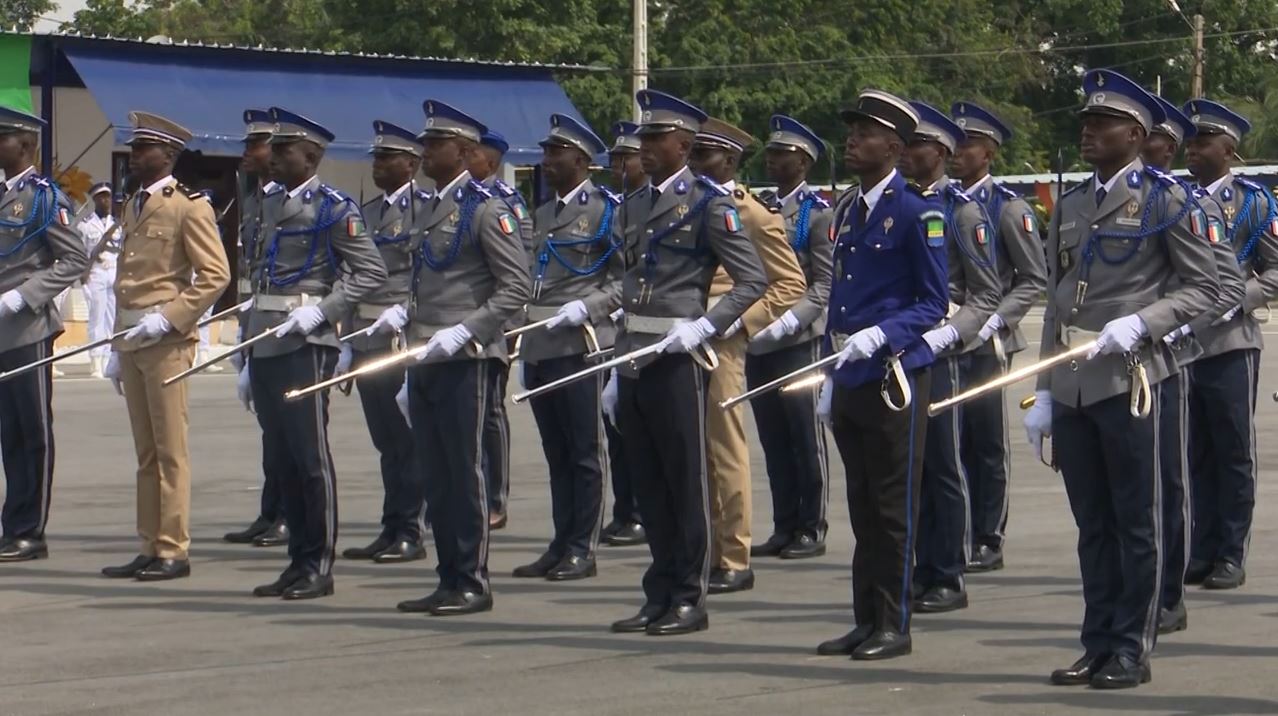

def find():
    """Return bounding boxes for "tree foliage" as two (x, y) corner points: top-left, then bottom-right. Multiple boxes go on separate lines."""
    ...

(3, 0), (56, 30)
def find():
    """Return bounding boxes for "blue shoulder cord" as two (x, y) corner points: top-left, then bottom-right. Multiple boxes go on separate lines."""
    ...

(264, 193), (349, 288)
(1079, 169), (1191, 288)
(410, 188), (483, 303)
(643, 191), (715, 276)
(535, 195), (617, 284)
(1234, 183), (1276, 265)
(791, 194), (815, 252)
(0, 181), (60, 259)
(944, 185), (995, 268)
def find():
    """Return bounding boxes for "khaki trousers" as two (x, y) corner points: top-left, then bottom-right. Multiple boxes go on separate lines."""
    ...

(119, 341), (195, 559)
(707, 331), (751, 570)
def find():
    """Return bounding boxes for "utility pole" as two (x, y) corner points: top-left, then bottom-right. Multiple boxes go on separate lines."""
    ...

(1192, 13), (1205, 97)
(632, 0), (648, 120)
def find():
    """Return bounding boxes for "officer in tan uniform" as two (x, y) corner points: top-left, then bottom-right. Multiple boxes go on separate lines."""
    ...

(688, 117), (806, 595)
(102, 112), (230, 581)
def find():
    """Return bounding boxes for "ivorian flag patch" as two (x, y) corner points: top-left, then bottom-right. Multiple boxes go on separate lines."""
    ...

(1190, 208), (1205, 238)
(346, 214), (365, 237)
(57, 207), (71, 226)
(1022, 212), (1035, 233)
(828, 223), (836, 242)
(1270, 217), (1278, 236)
(975, 223), (989, 245)
(724, 208), (743, 232)
(498, 213), (516, 235)
(513, 204), (528, 221)
(1208, 217), (1223, 244)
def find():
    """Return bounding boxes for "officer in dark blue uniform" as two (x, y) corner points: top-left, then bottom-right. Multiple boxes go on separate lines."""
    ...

(813, 90), (948, 661)
(1181, 99), (1278, 591)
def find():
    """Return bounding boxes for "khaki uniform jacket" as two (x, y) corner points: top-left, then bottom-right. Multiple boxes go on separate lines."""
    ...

(709, 185), (806, 339)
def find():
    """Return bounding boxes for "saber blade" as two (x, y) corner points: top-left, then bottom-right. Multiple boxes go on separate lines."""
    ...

(928, 341), (1097, 417)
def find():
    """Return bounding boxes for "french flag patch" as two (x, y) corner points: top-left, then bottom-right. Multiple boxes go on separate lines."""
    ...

(724, 208), (743, 233)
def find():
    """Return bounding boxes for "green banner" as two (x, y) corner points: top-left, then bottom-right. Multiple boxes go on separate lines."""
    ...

(0, 35), (33, 112)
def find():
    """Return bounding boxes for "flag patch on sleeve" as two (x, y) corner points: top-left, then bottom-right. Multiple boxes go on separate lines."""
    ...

(1190, 208), (1205, 238)
(724, 208), (743, 232)
(498, 213), (516, 235)
(514, 204), (528, 221)
(57, 207), (71, 226)
(1270, 217), (1278, 236)
(975, 223), (989, 245)
(922, 210), (945, 247)
(346, 214), (365, 237)
(1022, 212), (1035, 233)
(1207, 217), (1223, 244)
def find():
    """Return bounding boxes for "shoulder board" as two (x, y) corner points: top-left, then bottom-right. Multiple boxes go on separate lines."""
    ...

(1061, 182), (1087, 198)
(467, 180), (494, 199)
(174, 182), (202, 200)
(493, 179), (518, 198)
(993, 182), (1019, 199)
(415, 189), (433, 201)
(1235, 176), (1265, 194)
(1142, 166), (1178, 188)
(811, 194), (831, 209)
(598, 187), (622, 205)
(264, 183), (285, 196)
(361, 196), (380, 210)
(749, 191), (780, 213)
(943, 184), (972, 203)
(30, 175), (51, 188)
(319, 184), (351, 202)
(696, 175), (730, 196)
(905, 183), (937, 199)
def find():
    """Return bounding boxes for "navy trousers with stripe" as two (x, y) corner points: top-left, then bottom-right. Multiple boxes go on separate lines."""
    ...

(483, 361), (511, 517)
(605, 419), (642, 525)
(353, 347), (426, 543)
(0, 338), (55, 540)
(1054, 387), (1163, 663)
(410, 358), (492, 595)
(1159, 369), (1191, 610)
(962, 350), (1012, 550)
(250, 345), (339, 577)
(916, 356), (970, 591)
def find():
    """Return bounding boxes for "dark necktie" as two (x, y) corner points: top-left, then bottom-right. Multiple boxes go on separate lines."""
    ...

(1095, 187), (1107, 207)
(555, 199), (566, 217)
(650, 187), (661, 209)
(136, 191), (150, 215)
(857, 195), (870, 226)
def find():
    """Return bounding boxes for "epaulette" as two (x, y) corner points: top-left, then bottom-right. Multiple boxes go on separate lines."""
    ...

(415, 189), (433, 202)
(1061, 181), (1088, 198)
(993, 182), (1019, 200)
(264, 183), (285, 196)
(320, 184), (351, 202)
(905, 183), (937, 199)
(29, 175), (50, 188)
(467, 179), (494, 199)
(942, 183), (973, 203)
(1235, 176), (1265, 194)
(749, 190), (780, 213)
(599, 187), (623, 205)
(493, 179), (518, 198)
(696, 175), (730, 196)
(1143, 166), (1178, 188)
(810, 193), (831, 209)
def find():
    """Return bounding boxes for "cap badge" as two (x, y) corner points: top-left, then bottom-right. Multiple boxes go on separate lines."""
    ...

(641, 111), (652, 122)
(375, 135), (384, 144)
(957, 118), (968, 127)
(1091, 92), (1106, 105)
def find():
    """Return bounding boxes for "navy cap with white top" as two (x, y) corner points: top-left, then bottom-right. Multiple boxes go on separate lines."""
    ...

(0, 106), (46, 134)
(1182, 98), (1251, 142)
(243, 109), (273, 141)
(951, 101), (1012, 146)
(370, 120), (423, 156)
(610, 121), (641, 154)
(126, 111), (192, 148)
(540, 113), (607, 157)
(766, 114), (823, 161)
(635, 89), (708, 135)
(1078, 69), (1166, 132)
(1150, 95), (1196, 145)
(840, 90), (919, 142)
(267, 107), (335, 147)
(420, 99), (487, 143)
(909, 101), (965, 154)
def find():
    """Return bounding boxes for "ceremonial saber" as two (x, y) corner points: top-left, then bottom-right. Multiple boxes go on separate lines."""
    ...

(720, 354), (839, 410)
(927, 341), (1097, 417)
(286, 343), (422, 401)
(162, 324), (280, 386)
(505, 315), (559, 339)
(512, 342), (667, 405)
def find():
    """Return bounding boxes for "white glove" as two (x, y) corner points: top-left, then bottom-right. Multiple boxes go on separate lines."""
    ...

(1087, 314), (1147, 359)
(977, 314), (1005, 342)
(1162, 324), (1191, 346)
(602, 368), (620, 427)
(1217, 305), (1243, 324)
(229, 350), (245, 373)
(923, 324), (960, 354)
(817, 376), (833, 427)
(236, 364), (253, 413)
(417, 323), (473, 361)
(0, 289), (25, 317)
(752, 310), (800, 343)
(238, 297), (254, 312)
(395, 377), (411, 426)
(609, 308), (625, 323)
(123, 312), (172, 342)
(546, 300), (590, 330)
(658, 317), (716, 354)
(1023, 390), (1053, 462)
(722, 318), (744, 339)
(103, 351), (124, 396)
(334, 344), (354, 378)
(367, 304), (408, 335)
(274, 305), (326, 337)
(834, 326), (886, 370)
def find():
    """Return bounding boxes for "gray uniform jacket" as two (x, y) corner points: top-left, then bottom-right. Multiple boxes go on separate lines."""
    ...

(237, 181), (268, 301)
(970, 175), (1049, 355)
(615, 166), (767, 376)
(1037, 161), (1219, 407)
(345, 185), (432, 353)
(408, 170), (532, 363)
(934, 177), (1003, 356)
(747, 182), (834, 355)
(0, 171), (88, 353)
(1166, 188), (1246, 366)
(521, 180), (624, 364)
(246, 176), (387, 358)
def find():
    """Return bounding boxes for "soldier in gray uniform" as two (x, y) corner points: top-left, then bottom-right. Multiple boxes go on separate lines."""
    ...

(902, 102), (1003, 614)
(224, 108), (289, 548)
(1181, 99), (1278, 591)
(0, 107), (87, 563)
(604, 89), (766, 636)
(747, 114), (833, 560)
(950, 101), (1049, 572)
(513, 114), (621, 582)
(243, 107), (387, 601)
(335, 120), (429, 564)
(393, 100), (530, 617)
(1024, 69), (1218, 688)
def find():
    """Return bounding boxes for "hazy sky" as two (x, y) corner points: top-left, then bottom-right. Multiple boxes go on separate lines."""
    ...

(35, 0), (89, 32)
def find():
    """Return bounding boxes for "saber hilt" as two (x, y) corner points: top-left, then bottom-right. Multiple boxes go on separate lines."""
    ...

(927, 340), (1097, 417)
(162, 325), (282, 386)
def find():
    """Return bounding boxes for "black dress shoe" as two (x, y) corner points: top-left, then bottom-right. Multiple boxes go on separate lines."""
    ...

(372, 540), (427, 564)
(750, 533), (792, 558)
(223, 516), (272, 544)
(604, 522), (646, 546)
(611, 603), (666, 633)
(102, 555), (154, 579)
(707, 568), (755, 594)
(342, 535), (392, 560)
(1049, 652), (1111, 686)
(600, 519), (625, 541)
(851, 630), (911, 660)
(1202, 560), (1246, 590)
(915, 585), (968, 613)
(512, 551), (562, 578)
(1184, 558), (1212, 585)
(253, 568), (302, 597)
(252, 519), (289, 547)
(397, 587), (451, 613)
(429, 590), (493, 616)
(546, 554), (597, 581)
(282, 573), (334, 600)
(780, 533), (826, 560)
(1089, 654), (1150, 689)
(489, 513), (508, 530)
(646, 603), (708, 636)
(816, 624), (875, 655)
(966, 544), (1004, 572)
(1158, 602), (1188, 634)
(135, 558), (191, 581)
(0, 538), (48, 562)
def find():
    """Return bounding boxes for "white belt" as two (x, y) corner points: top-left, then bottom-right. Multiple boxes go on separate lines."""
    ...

(1059, 325), (1151, 419)
(237, 278), (253, 296)
(357, 303), (393, 321)
(116, 306), (161, 327)
(526, 305), (560, 322)
(625, 315), (681, 335)
(255, 293), (322, 313)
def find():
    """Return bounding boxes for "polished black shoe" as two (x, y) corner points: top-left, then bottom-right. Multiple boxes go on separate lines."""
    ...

(604, 522), (646, 546)
(546, 554), (597, 581)
(707, 568), (755, 594)
(1202, 560), (1246, 590)
(611, 603), (666, 633)
(966, 544), (1004, 572)
(816, 624), (875, 655)
(135, 558), (190, 581)
(102, 555), (154, 579)
(342, 535), (392, 560)
(851, 630), (911, 660)
(252, 519), (289, 547)
(429, 590), (493, 616)
(282, 573), (334, 600)
(915, 585), (968, 613)
(372, 540), (427, 564)
(223, 516), (272, 544)
(781, 533), (826, 560)
(1183, 558), (1212, 585)
(489, 513), (508, 530)
(1050, 652), (1111, 686)
(512, 551), (562, 578)
(397, 587), (451, 613)
(750, 533), (792, 558)
(1089, 654), (1150, 689)
(253, 568), (302, 597)
(646, 603), (708, 636)
(1158, 602), (1188, 634)
(600, 519), (625, 541)
(0, 538), (48, 562)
